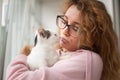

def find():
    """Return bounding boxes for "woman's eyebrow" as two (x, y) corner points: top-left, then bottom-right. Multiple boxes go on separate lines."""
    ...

(73, 22), (80, 25)
(65, 15), (80, 25)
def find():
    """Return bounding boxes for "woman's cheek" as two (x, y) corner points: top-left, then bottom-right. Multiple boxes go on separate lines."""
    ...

(72, 37), (81, 49)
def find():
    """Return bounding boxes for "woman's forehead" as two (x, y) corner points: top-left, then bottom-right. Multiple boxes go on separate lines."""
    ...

(65, 5), (81, 25)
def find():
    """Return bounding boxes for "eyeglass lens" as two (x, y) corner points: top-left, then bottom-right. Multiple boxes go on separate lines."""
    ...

(56, 15), (80, 37)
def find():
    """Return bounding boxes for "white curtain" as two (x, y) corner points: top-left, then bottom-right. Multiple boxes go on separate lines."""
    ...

(0, 0), (2, 24)
(0, 0), (4, 80)
(3, 0), (41, 79)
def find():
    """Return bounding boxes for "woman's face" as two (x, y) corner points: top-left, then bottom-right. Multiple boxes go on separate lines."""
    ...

(59, 5), (82, 51)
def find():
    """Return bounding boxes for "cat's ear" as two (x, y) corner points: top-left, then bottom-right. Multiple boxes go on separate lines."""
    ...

(21, 45), (33, 56)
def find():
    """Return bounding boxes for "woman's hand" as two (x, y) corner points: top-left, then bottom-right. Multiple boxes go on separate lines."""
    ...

(21, 45), (33, 56)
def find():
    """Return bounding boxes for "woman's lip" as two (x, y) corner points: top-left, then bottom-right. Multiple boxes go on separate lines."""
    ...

(60, 37), (68, 44)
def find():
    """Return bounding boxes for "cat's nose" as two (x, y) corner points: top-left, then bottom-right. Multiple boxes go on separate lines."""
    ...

(54, 34), (57, 36)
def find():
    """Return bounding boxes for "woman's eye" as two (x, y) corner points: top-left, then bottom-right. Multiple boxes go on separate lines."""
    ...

(61, 20), (66, 26)
(72, 26), (79, 32)
(62, 20), (66, 24)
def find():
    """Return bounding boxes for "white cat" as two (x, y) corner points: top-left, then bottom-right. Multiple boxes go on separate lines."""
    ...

(27, 28), (59, 70)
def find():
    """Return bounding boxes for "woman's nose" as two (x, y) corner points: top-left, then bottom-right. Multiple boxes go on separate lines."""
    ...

(62, 26), (70, 36)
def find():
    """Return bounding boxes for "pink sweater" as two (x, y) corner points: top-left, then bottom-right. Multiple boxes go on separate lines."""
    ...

(6, 49), (103, 80)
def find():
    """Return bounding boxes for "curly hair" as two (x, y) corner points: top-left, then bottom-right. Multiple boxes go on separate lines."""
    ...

(62, 0), (120, 80)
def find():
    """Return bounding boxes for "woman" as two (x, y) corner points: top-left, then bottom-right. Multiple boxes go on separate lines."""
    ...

(6, 0), (120, 80)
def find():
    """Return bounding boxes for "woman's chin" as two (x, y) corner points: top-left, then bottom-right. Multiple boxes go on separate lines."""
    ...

(60, 42), (70, 51)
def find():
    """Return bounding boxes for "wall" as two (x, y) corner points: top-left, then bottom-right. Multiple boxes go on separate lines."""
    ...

(99, 0), (114, 21)
(113, 0), (120, 48)
(40, 0), (64, 32)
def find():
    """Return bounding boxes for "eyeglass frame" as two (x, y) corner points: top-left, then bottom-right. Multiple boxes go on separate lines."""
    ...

(56, 15), (81, 37)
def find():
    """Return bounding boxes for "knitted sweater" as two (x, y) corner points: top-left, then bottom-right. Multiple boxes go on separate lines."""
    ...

(6, 49), (103, 80)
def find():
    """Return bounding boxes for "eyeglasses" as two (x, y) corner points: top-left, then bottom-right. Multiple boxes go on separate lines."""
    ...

(56, 15), (80, 37)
